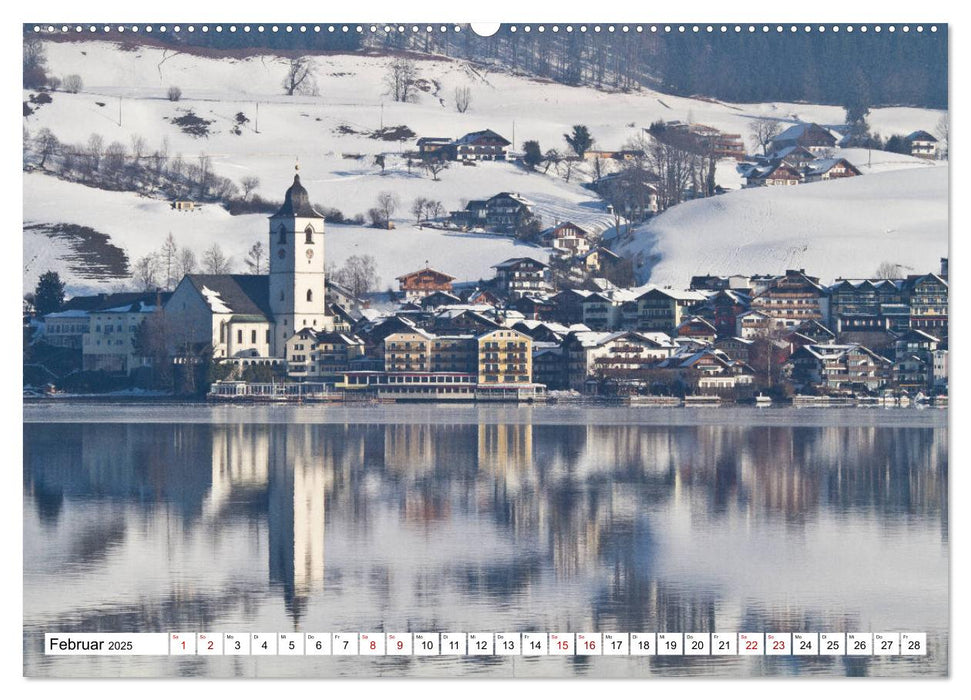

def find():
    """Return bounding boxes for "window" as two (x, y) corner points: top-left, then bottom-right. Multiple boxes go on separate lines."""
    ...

(305, 225), (314, 244)
(278, 226), (287, 244)
(307, 289), (313, 302)
(237, 330), (242, 344)
(251, 330), (257, 343)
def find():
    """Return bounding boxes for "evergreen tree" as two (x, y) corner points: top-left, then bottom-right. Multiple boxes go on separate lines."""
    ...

(34, 271), (65, 316)
(522, 140), (543, 170)
(564, 125), (594, 158)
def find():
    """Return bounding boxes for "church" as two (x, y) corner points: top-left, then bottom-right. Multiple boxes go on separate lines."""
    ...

(165, 169), (335, 366)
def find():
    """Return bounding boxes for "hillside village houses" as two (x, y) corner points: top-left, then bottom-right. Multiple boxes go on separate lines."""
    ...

(416, 129), (511, 162)
(29, 154), (947, 402)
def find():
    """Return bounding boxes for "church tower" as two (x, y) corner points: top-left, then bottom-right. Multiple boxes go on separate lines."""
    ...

(268, 167), (331, 357)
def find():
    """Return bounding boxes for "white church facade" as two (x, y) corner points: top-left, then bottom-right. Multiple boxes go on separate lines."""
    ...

(165, 170), (334, 365)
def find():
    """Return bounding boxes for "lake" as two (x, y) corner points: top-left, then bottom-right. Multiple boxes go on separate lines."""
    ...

(23, 402), (948, 677)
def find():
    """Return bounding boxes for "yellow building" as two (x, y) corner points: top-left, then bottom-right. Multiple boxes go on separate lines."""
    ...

(477, 328), (532, 384)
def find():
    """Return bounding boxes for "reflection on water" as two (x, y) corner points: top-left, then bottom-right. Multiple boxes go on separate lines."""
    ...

(23, 406), (948, 677)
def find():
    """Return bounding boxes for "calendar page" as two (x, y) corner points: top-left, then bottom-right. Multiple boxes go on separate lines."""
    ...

(21, 18), (949, 681)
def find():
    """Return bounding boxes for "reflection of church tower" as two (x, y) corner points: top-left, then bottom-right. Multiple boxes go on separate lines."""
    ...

(268, 166), (331, 356)
(268, 425), (328, 624)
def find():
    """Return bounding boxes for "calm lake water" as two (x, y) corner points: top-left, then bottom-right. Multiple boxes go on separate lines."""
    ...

(23, 403), (948, 677)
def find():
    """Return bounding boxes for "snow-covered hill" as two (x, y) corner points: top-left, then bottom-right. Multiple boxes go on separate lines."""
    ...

(23, 39), (947, 295)
(617, 165), (949, 286)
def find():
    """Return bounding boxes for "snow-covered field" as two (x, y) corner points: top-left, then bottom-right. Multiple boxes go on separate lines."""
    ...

(23, 39), (948, 294)
(617, 165), (949, 286)
(23, 173), (550, 295)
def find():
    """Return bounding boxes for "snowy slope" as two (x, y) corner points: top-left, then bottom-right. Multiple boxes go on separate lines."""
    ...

(23, 173), (549, 295)
(618, 166), (949, 286)
(23, 39), (947, 295)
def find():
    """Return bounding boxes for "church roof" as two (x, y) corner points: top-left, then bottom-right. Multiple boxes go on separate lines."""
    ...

(183, 274), (272, 318)
(271, 173), (323, 218)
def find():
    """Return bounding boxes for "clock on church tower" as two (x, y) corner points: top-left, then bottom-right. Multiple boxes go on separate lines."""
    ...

(267, 166), (331, 357)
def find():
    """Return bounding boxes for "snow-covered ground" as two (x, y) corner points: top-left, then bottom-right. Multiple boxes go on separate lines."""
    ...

(23, 39), (948, 294)
(617, 165), (949, 286)
(23, 173), (549, 295)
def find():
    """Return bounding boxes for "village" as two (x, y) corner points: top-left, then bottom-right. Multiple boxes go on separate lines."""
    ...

(24, 140), (949, 406)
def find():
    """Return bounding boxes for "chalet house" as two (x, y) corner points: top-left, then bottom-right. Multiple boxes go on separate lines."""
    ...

(735, 309), (775, 339)
(396, 267), (457, 302)
(563, 330), (677, 391)
(623, 287), (708, 334)
(715, 336), (754, 364)
(675, 316), (718, 345)
(285, 328), (365, 379)
(450, 129), (511, 161)
(769, 122), (837, 154)
(903, 273), (948, 341)
(551, 289), (591, 325)
(416, 137), (453, 158)
(492, 257), (552, 299)
(828, 279), (909, 335)
(893, 329), (940, 391)
(449, 199), (489, 229)
(765, 145), (816, 168)
(657, 348), (754, 392)
(785, 343), (890, 393)
(905, 130), (939, 159)
(741, 161), (803, 187)
(420, 291), (463, 309)
(707, 289), (750, 338)
(511, 294), (557, 320)
(802, 157), (862, 183)
(589, 172), (660, 217)
(581, 247), (622, 275)
(450, 192), (534, 233)
(750, 269), (827, 330)
(653, 121), (746, 159)
(542, 221), (592, 258)
(430, 308), (502, 335)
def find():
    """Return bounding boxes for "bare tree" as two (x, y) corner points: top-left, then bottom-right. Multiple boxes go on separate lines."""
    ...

(424, 199), (445, 221)
(374, 191), (399, 228)
(86, 133), (104, 171)
(130, 134), (147, 162)
(245, 241), (266, 274)
(34, 128), (59, 169)
(23, 36), (48, 88)
(454, 85), (472, 113)
(103, 141), (127, 178)
(411, 197), (429, 224)
(63, 74), (83, 93)
(334, 254), (379, 297)
(282, 57), (318, 96)
(542, 148), (562, 174)
(133, 253), (161, 291)
(160, 233), (179, 289)
(240, 175), (260, 200)
(177, 248), (197, 278)
(875, 262), (903, 279)
(560, 157), (576, 183)
(749, 117), (783, 155)
(202, 244), (232, 274)
(935, 113), (949, 160)
(384, 58), (420, 103)
(421, 159), (449, 181)
(167, 86), (182, 102)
